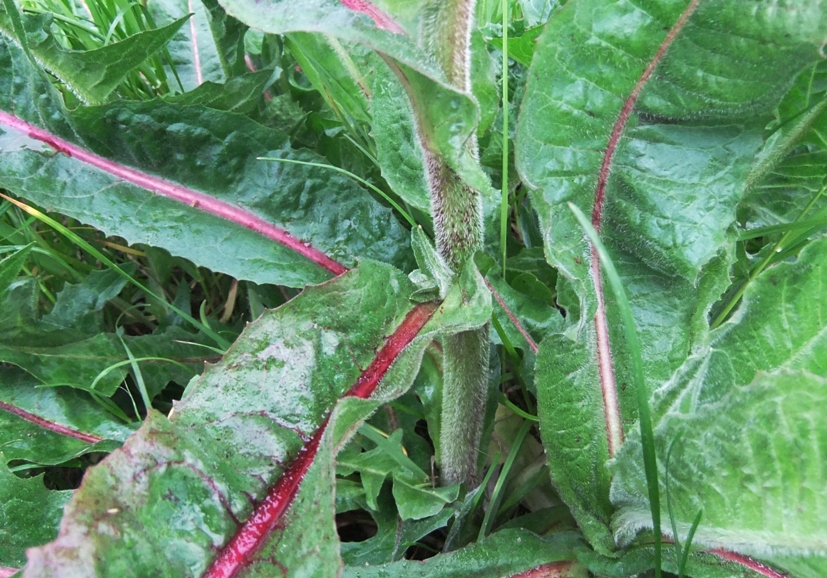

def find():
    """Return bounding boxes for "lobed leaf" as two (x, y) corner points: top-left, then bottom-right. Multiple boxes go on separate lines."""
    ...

(0, 2), (187, 104)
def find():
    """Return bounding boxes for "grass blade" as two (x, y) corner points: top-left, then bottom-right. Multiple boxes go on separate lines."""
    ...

(568, 202), (662, 575)
(0, 193), (231, 349)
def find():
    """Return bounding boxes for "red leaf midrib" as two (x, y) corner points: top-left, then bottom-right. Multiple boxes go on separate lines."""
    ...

(589, 0), (702, 457)
(0, 400), (103, 444)
(202, 301), (438, 578)
(0, 110), (347, 276)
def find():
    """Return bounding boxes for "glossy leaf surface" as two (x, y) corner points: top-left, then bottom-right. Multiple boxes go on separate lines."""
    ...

(0, 366), (134, 466)
(0, 37), (412, 288)
(22, 260), (490, 577)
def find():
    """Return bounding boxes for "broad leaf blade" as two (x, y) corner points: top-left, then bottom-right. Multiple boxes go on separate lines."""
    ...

(0, 38), (413, 288)
(518, 0), (827, 551)
(22, 260), (490, 577)
(612, 238), (827, 559)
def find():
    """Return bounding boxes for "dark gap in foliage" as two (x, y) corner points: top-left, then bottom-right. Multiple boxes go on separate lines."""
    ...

(404, 527), (447, 560)
(336, 509), (378, 543)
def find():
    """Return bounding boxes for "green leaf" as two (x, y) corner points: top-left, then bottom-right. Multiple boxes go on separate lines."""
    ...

(0, 243), (31, 294)
(40, 268), (128, 334)
(612, 237), (827, 560)
(342, 528), (588, 578)
(286, 32), (371, 128)
(517, 0), (827, 553)
(0, 366), (135, 466)
(147, 0), (247, 91)
(0, 275), (216, 397)
(339, 486), (455, 566)
(368, 56), (431, 214)
(0, 37), (414, 288)
(534, 332), (614, 553)
(22, 260), (490, 577)
(162, 71), (272, 113)
(488, 25), (544, 68)
(470, 29), (498, 137)
(0, 4), (187, 104)
(0, 456), (72, 568)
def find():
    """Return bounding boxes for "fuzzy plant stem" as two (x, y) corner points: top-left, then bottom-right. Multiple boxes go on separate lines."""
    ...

(419, 0), (489, 487)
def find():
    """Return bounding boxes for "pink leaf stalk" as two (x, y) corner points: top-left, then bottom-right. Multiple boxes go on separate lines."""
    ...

(203, 301), (437, 578)
(509, 561), (579, 577)
(188, 0), (204, 86)
(340, 0), (406, 35)
(0, 110), (347, 276)
(710, 549), (789, 578)
(589, 0), (701, 457)
(0, 400), (103, 444)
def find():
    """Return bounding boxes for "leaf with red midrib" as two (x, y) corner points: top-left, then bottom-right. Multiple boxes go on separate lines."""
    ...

(518, 0), (827, 557)
(0, 37), (413, 289)
(203, 302), (436, 578)
(22, 261), (489, 577)
(0, 366), (136, 466)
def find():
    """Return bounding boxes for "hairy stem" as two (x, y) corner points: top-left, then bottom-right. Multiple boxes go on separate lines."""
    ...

(439, 327), (489, 486)
(418, 0), (488, 487)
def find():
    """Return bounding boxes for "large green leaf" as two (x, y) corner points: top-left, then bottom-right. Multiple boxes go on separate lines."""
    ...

(0, 457), (72, 568)
(22, 260), (490, 577)
(612, 237), (827, 561)
(518, 0), (827, 551)
(0, 37), (414, 288)
(0, 2), (186, 104)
